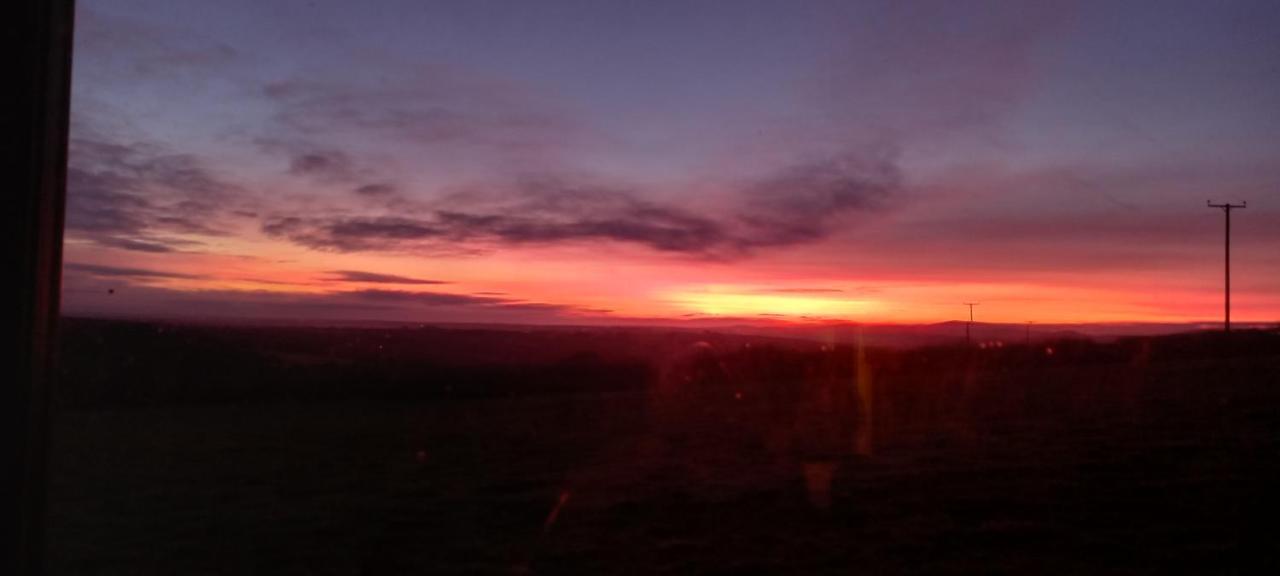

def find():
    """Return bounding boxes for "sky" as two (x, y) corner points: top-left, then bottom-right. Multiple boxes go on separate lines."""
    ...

(62, 0), (1280, 326)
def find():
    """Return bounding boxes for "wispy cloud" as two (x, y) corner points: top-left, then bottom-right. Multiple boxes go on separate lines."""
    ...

(261, 75), (575, 154)
(759, 288), (846, 294)
(73, 6), (239, 81)
(92, 237), (181, 253)
(353, 183), (396, 197)
(812, 2), (1074, 142)
(336, 289), (581, 316)
(287, 149), (359, 182)
(262, 154), (902, 258)
(65, 134), (246, 252)
(734, 153), (899, 248)
(343, 289), (504, 306)
(262, 216), (442, 252)
(64, 262), (200, 280)
(326, 270), (449, 285)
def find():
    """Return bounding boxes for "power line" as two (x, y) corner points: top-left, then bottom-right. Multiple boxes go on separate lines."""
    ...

(1207, 200), (1246, 333)
(963, 303), (979, 346)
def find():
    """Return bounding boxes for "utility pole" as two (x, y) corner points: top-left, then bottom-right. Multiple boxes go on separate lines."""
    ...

(1207, 200), (1246, 333)
(964, 303), (978, 346)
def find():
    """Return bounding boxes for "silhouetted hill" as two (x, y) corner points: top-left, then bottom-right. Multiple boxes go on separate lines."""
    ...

(56, 317), (1280, 407)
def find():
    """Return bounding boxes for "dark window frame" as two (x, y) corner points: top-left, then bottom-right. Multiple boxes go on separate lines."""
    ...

(5, 1), (75, 574)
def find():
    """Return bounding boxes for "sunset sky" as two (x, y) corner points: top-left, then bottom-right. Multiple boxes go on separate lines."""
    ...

(63, 0), (1279, 326)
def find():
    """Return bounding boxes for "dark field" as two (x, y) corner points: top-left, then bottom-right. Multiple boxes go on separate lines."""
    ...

(48, 319), (1280, 574)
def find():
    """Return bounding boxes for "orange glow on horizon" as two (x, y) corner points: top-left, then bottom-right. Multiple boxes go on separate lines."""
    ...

(61, 237), (1280, 326)
(667, 287), (882, 320)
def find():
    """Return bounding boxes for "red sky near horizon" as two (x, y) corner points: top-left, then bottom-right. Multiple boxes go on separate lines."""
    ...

(62, 1), (1280, 327)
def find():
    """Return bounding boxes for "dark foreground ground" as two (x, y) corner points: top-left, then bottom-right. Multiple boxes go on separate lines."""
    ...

(48, 319), (1280, 574)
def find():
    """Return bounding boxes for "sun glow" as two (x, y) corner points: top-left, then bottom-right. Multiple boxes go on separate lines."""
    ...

(669, 287), (881, 320)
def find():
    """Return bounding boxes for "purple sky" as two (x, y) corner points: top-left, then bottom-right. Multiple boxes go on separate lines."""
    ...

(63, 0), (1280, 325)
